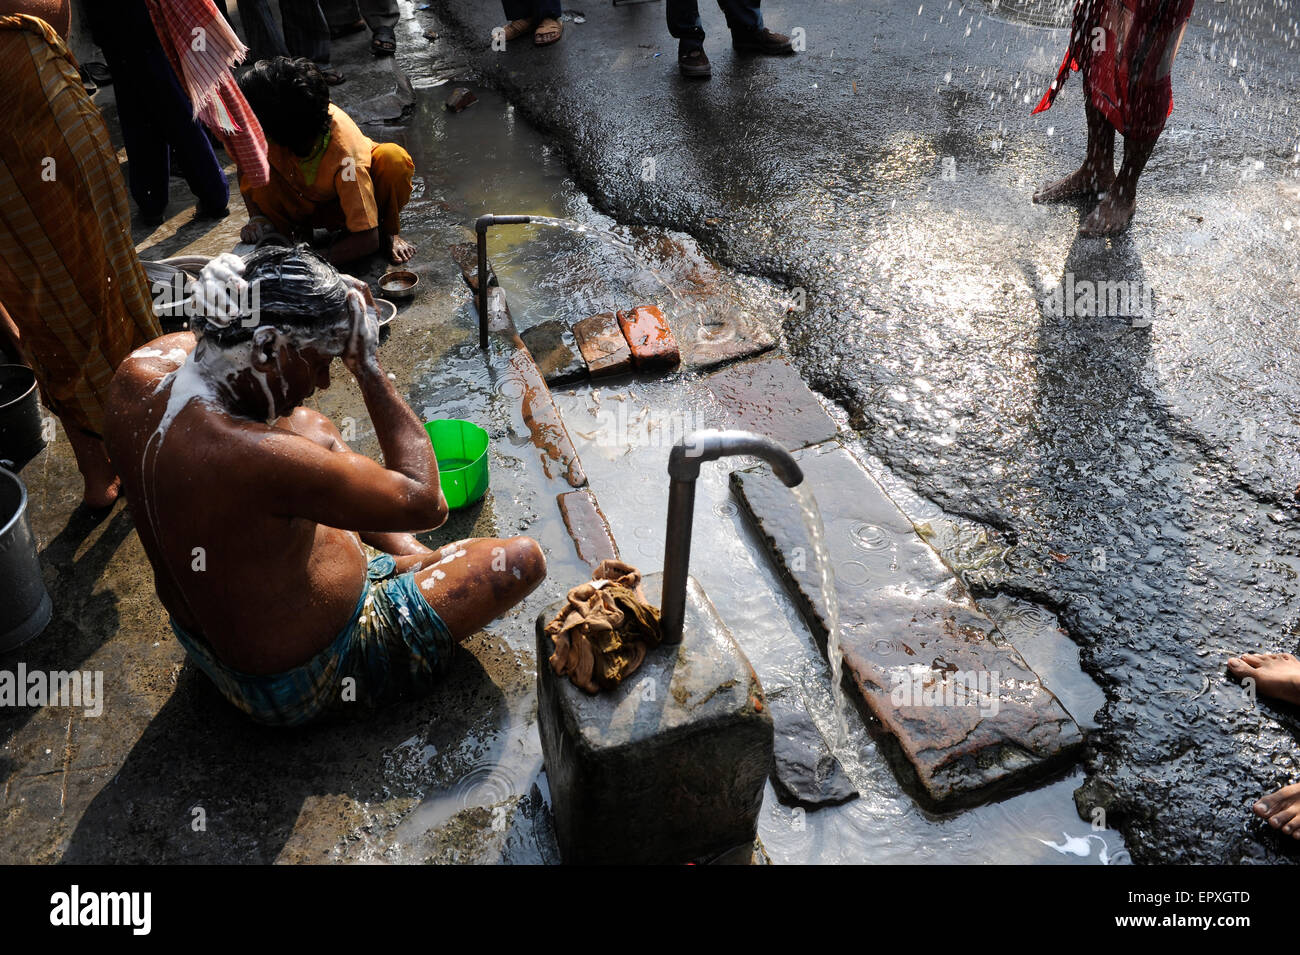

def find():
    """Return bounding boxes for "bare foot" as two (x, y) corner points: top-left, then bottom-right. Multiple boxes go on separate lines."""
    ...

(1254, 782), (1300, 838)
(386, 234), (416, 264)
(1033, 165), (1115, 204)
(65, 426), (121, 509)
(1227, 652), (1300, 705)
(1080, 191), (1137, 236)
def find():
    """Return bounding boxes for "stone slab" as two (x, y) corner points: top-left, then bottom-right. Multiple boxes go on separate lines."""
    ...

(705, 355), (839, 452)
(766, 688), (858, 809)
(496, 290), (585, 489)
(536, 573), (772, 864)
(731, 443), (1082, 807)
(573, 311), (632, 378)
(617, 305), (679, 373)
(329, 54), (415, 125)
(521, 320), (587, 387)
(556, 489), (618, 569)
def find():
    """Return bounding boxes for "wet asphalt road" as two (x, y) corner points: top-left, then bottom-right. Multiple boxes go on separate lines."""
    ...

(421, 0), (1300, 862)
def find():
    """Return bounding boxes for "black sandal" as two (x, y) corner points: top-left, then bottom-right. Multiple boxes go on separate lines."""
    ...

(370, 27), (396, 56)
(318, 69), (346, 86)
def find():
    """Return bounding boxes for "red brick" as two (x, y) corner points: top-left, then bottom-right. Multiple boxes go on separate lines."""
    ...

(573, 312), (633, 378)
(617, 305), (679, 373)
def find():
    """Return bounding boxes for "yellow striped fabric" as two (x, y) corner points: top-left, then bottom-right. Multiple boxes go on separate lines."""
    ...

(0, 14), (160, 436)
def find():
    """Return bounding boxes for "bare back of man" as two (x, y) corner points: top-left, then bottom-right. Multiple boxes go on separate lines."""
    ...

(104, 250), (544, 715)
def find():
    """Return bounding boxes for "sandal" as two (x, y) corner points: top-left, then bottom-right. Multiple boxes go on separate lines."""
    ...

(534, 17), (563, 46)
(370, 26), (396, 56)
(501, 17), (536, 41)
(330, 18), (365, 40)
(318, 69), (345, 86)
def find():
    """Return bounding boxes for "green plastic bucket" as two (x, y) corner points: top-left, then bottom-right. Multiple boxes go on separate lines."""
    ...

(425, 419), (489, 509)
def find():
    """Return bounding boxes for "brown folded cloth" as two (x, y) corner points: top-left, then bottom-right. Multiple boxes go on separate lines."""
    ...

(546, 560), (663, 694)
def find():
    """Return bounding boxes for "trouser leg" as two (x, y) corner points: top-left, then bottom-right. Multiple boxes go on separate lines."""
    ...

(236, 0), (290, 61)
(279, 0), (331, 63)
(666, 0), (705, 50)
(716, 0), (763, 34)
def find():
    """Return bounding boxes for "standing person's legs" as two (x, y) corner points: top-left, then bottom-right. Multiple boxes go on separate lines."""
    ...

(1033, 96), (1116, 203)
(1081, 134), (1156, 235)
(666, 0), (706, 50)
(236, 0), (291, 62)
(280, 0), (332, 65)
(321, 0), (363, 30)
(0, 19), (161, 506)
(358, 0), (399, 54)
(502, 0), (537, 21)
(716, 0), (762, 35)
(83, 1), (170, 220)
(357, 0), (399, 33)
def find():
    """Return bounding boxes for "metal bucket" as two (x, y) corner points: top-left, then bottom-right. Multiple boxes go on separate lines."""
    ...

(0, 466), (51, 651)
(0, 365), (45, 471)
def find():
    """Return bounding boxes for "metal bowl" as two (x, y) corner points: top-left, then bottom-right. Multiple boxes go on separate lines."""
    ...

(378, 269), (419, 302)
(373, 298), (397, 328)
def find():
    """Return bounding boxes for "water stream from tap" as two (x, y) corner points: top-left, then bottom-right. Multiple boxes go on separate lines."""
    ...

(521, 215), (694, 313)
(791, 483), (849, 748)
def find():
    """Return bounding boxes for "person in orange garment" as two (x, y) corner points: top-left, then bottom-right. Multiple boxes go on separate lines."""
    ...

(1031, 0), (1195, 235)
(236, 56), (415, 265)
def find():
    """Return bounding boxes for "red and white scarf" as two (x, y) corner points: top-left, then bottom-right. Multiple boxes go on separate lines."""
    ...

(144, 0), (270, 187)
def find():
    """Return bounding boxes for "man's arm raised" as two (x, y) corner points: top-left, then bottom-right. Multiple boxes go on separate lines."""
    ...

(251, 285), (448, 533)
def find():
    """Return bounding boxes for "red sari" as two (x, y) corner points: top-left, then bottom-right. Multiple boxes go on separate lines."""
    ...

(1034, 0), (1195, 140)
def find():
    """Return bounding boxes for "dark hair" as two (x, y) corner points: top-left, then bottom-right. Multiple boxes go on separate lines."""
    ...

(193, 245), (352, 347)
(237, 57), (331, 157)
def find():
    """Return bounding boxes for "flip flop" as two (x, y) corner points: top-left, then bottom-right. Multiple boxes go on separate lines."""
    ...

(502, 17), (536, 41)
(330, 18), (365, 40)
(370, 27), (396, 56)
(534, 17), (563, 46)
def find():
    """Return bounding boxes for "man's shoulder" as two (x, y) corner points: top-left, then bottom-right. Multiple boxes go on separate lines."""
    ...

(110, 333), (195, 396)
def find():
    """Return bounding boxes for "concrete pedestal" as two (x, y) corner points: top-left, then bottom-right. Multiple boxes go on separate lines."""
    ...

(536, 573), (772, 864)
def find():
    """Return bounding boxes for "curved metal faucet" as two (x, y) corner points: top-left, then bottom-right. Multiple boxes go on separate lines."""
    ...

(660, 430), (804, 644)
(475, 214), (531, 348)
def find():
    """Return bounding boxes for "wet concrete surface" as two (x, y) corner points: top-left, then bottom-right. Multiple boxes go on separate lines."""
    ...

(426, 0), (1300, 861)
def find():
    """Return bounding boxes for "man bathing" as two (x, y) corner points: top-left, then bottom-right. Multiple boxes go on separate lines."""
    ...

(236, 56), (417, 265)
(1032, 0), (1195, 235)
(103, 246), (545, 726)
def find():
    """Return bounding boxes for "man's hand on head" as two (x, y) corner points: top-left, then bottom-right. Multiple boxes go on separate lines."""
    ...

(193, 252), (251, 327)
(340, 277), (381, 378)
